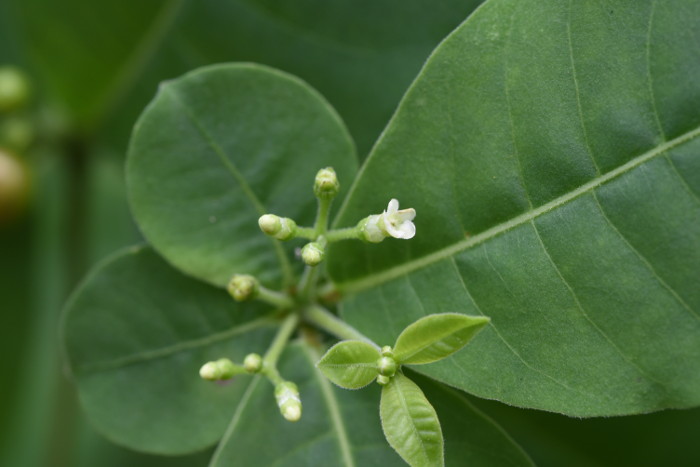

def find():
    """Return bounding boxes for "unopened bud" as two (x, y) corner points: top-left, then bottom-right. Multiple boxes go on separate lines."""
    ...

(227, 274), (259, 302)
(377, 375), (391, 386)
(377, 356), (397, 377)
(357, 215), (385, 243)
(301, 242), (324, 266)
(258, 214), (296, 240)
(313, 167), (340, 200)
(381, 346), (394, 358)
(243, 353), (263, 373)
(0, 67), (30, 112)
(275, 381), (302, 422)
(199, 358), (244, 381)
(199, 361), (220, 381)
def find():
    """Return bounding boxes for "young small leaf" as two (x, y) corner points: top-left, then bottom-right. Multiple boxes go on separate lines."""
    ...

(393, 313), (489, 365)
(316, 340), (380, 389)
(380, 373), (444, 467)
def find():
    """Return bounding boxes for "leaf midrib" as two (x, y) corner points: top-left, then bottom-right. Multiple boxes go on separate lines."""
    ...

(302, 345), (356, 467)
(337, 124), (700, 294)
(163, 84), (294, 284)
(75, 316), (276, 374)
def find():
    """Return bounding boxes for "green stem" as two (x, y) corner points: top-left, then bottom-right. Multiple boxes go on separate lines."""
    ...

(325, 226), (361, 242)
(297, 264), (319, 301)
(304, 305), (376, 345)
(294, 226), (317, 240)
(314, 197), (332, 236)
(257, 285), (295, 309)
(263, 313), (300, 385)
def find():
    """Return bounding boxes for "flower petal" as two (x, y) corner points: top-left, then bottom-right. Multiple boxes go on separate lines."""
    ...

(396, 221), (416, 239)
(387, 198), (399, 214)
(396, 208), (416, 222)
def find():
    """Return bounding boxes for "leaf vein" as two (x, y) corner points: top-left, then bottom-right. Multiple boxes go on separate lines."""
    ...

(302, 345), (356, 467)
(566, 0), (601, 175)
(645, 0), (667, 142)
(164, 86), (294, 284)
(337, 124), (700, 294)
(448, 257), (590, 396)
(504, 4), (534, 209)
(76, 317), (276, 374)
(209, 376), (262, 467)
(664, 154), (700, 205)
(591, 191), (699, 321)
(530, 219), (666, 386)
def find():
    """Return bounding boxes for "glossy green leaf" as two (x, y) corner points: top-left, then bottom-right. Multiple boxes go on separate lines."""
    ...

(393, 313), (490, 365)
(330, 0), (700, 416)
(127, 63), (356, 288)
(62, 246), (278, 454)
(380, 373), (443, 467)
(317, 340), (381, 389)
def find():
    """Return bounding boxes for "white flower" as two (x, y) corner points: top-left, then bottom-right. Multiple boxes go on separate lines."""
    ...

(359, 199), (416, 242)
(380, 198), (416, 239)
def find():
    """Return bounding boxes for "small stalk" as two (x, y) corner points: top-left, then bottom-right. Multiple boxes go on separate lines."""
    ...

(324, 226), (361, 242)
(314, 197), (332, 237)
(304, 305), (375, 345)
(257, 285), (295, 309)
(262, 313), (300, 385)
(294, 226), (317, 240)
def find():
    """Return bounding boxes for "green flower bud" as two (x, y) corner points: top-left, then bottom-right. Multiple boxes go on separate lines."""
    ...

(0, 67), (30, 112)
(243, 353), (263, 373)
(381, 345), (394, 358)
(377, 356), (397, 377)
(199, 361), (220, 381)
(200, 358), (244, 381)
(376, 375), (391, 386)
(275, 381), (302, 422)
(258, 214), (297, 240)
(227, 274), (259, 302)
(301, 242), (324, 266)
(313, 167), (340, 200)
(357, 215), (385, 243)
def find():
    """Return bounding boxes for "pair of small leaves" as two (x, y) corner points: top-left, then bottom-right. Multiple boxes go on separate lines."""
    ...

(318, 313), (489, 390)
(317, 313), (489, 466)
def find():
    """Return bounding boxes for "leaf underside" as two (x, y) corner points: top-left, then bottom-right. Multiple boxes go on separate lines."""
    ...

(330, 0), (700, 416)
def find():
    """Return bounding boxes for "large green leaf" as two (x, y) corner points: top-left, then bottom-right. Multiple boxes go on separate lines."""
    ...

(62, 246), (278, 454)
(127, 63), (356, 288)
(329, 0), (700, 416)
(210, 342), (533, 466)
